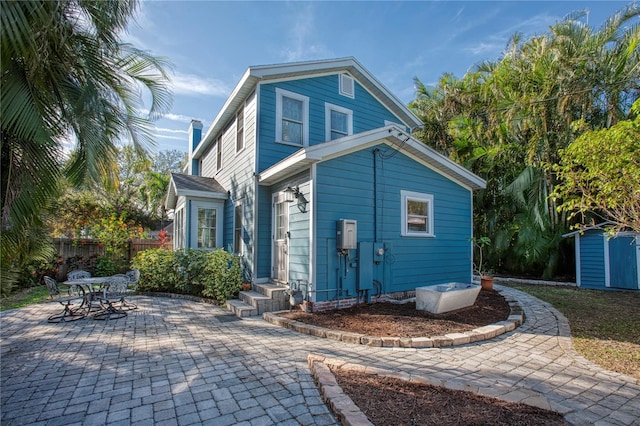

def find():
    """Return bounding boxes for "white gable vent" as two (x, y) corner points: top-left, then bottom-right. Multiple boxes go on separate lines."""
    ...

(339, 74), (354, 98)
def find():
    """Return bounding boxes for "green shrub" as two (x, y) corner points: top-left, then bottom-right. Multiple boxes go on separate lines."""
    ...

(131, 248), (242, 303)
(132, 249), (179, 293)
(201, 249), (242, 303)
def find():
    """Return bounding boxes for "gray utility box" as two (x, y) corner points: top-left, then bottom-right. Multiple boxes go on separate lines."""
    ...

(336, 219), (357, 250)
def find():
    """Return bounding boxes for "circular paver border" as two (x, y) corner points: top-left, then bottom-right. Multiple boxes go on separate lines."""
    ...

(263, 287), (524, 348)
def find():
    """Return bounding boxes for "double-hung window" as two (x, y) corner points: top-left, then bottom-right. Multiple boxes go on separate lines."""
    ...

(216, 135), (222, 171)
(234, 204), (243, 255)
(325, 103), (353, 140)
(401, 190), (434, 237)
(276, 88), (309, 146)
(197, 208), (217, 249)
(236, 108), (244, 152)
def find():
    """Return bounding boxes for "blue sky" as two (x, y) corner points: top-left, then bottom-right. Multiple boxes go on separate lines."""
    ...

(126, 1), (634, 153)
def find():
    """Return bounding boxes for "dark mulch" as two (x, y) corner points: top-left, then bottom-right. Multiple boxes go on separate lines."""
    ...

(332, 369), (570, 426)
(288, 290), (567, 424)
(281, 289), (510, 337)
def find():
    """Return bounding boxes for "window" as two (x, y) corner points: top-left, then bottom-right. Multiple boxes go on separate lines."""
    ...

(216, 135), (222, 170)
(339, 74), (354, 98)
(197, 208), (217, 249)
(236, 108), (244, 152)
(174, 209), (184, 249)
(276, 88), (309, 146)
(234, 204), (242, 255)
(401, 190), (434, 237)
(325, 103), (353, 140)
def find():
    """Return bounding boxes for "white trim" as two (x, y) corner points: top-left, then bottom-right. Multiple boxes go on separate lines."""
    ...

(469, 190), (474, 283)
(604, 234), (610, 287)
(235, 104), (245, 154)
(310, 165), (317, 303)
(194, 57), (423, 159)
(191, 200), (224, 249)
(401, 190), (435, 238)
(233, 201), (243, 256)
(258, 125), (486, 190)
(179, 189), (227, 200)
(325, 103), (353, 141)
(271, 192), (290, 283)
(275, 88), (309, 146)
(339, 74), (355, 98)
(575, 234), (581, 287)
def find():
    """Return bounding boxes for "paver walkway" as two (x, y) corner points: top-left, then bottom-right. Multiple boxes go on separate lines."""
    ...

(1, 286), (638, 425)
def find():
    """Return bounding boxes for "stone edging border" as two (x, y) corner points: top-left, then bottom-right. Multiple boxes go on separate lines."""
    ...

(264, 287), (524, 348)
(307, 353), (556, 426)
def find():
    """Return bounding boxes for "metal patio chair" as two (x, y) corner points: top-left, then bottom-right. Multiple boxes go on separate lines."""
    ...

(43, 276), (86, 323)
(93, 275), (130, 320)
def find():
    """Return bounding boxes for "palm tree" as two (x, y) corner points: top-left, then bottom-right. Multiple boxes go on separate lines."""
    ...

(410, 4), (639, 278)
(1, 0), (172, 294)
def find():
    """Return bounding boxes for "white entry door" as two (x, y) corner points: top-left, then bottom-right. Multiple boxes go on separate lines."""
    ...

(272, 195), (289, 283)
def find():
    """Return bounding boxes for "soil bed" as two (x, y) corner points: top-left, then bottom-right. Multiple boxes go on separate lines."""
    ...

(332, 369), (570, 426)
(281, 289), (509, 337)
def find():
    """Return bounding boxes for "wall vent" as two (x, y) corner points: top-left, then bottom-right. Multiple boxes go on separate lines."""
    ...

(339, 74), (354, 98)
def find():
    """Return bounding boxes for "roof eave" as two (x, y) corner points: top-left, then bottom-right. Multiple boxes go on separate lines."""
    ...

(194, 58), (423, 159)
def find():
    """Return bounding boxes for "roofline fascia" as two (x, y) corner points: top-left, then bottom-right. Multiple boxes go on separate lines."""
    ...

(193, 57), (423, 159)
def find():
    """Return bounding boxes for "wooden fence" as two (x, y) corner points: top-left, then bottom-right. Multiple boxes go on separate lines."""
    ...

(53, 238), (171, 263)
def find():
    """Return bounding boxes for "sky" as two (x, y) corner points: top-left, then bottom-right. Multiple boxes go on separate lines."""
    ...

(125, 1), (635, 154)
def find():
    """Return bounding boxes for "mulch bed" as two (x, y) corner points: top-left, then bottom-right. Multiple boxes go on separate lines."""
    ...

(290, 289), (568, 424)
(281, 289), (510, 337)
(332, 369), (570, 426)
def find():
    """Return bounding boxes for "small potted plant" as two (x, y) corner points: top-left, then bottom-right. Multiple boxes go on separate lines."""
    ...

(470, 236), (494, 290)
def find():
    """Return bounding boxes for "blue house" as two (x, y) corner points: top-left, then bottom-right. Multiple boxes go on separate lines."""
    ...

(564, 223), (640, 291)
(165, 57), (486, 312)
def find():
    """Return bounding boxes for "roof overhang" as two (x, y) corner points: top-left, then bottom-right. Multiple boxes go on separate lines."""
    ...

(193, 57), (424, 159)
(258, 125), (486, 191)
(165, 174), (227, 210)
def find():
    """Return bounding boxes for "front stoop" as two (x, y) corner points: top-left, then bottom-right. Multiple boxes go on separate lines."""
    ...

(226, 283), (290, 318)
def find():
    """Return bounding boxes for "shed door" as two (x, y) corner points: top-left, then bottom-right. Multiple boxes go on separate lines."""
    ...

(609, 235), (639, 289)
(272, 197), (289, 283)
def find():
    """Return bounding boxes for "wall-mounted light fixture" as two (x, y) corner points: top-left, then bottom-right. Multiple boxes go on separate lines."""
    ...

(284, 186), (308, 213)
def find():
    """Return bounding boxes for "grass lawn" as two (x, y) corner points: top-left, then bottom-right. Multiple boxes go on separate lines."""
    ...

(505, 283), (640, 381)
(0, 285), (51, 311)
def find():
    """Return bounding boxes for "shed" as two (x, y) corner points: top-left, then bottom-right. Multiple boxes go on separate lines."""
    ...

(564, 223), (640, 291)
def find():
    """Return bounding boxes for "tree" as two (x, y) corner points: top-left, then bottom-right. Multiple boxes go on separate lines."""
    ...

(410, 4), (640, 278)
(553, 101), (640, 233)
(1, 0), (171, 294)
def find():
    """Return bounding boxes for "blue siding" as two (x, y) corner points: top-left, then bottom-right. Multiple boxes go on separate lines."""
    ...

(314, 144), (472, 302)
(258, 74), (404, 172)
(579, 232), (606, 289)
(288, 181), (311, 283)
(256, 186), (272, 279)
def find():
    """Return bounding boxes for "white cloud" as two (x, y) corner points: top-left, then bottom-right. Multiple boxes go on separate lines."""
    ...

(464, 42), (505, 56)
(156, 127), (188, 134)
(171, 72), (230, 97)
(281, 3), (333, 62)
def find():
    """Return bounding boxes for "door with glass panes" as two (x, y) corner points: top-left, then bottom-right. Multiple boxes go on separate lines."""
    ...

(272, 194), (289, 283)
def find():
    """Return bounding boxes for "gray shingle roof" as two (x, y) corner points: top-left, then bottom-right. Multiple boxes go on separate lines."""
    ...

(165, 173), (227, 209)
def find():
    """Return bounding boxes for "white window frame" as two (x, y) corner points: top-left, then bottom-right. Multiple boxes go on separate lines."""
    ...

(174, 208), (185, 249)
(190, 200), (224, 249)
(236, 107), (244, 153)
(339, 74), (355, 98)
(234, 202), (243, 255)
(401, 190), (435, 238)
(325, 103), (353, 141)
(275, 88), (309, 147)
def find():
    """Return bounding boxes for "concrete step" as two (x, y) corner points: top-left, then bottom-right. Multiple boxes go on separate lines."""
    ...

(253, 283), (289, 301)
(227, 282), (291, 318)
(226, 299), (257, 318)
